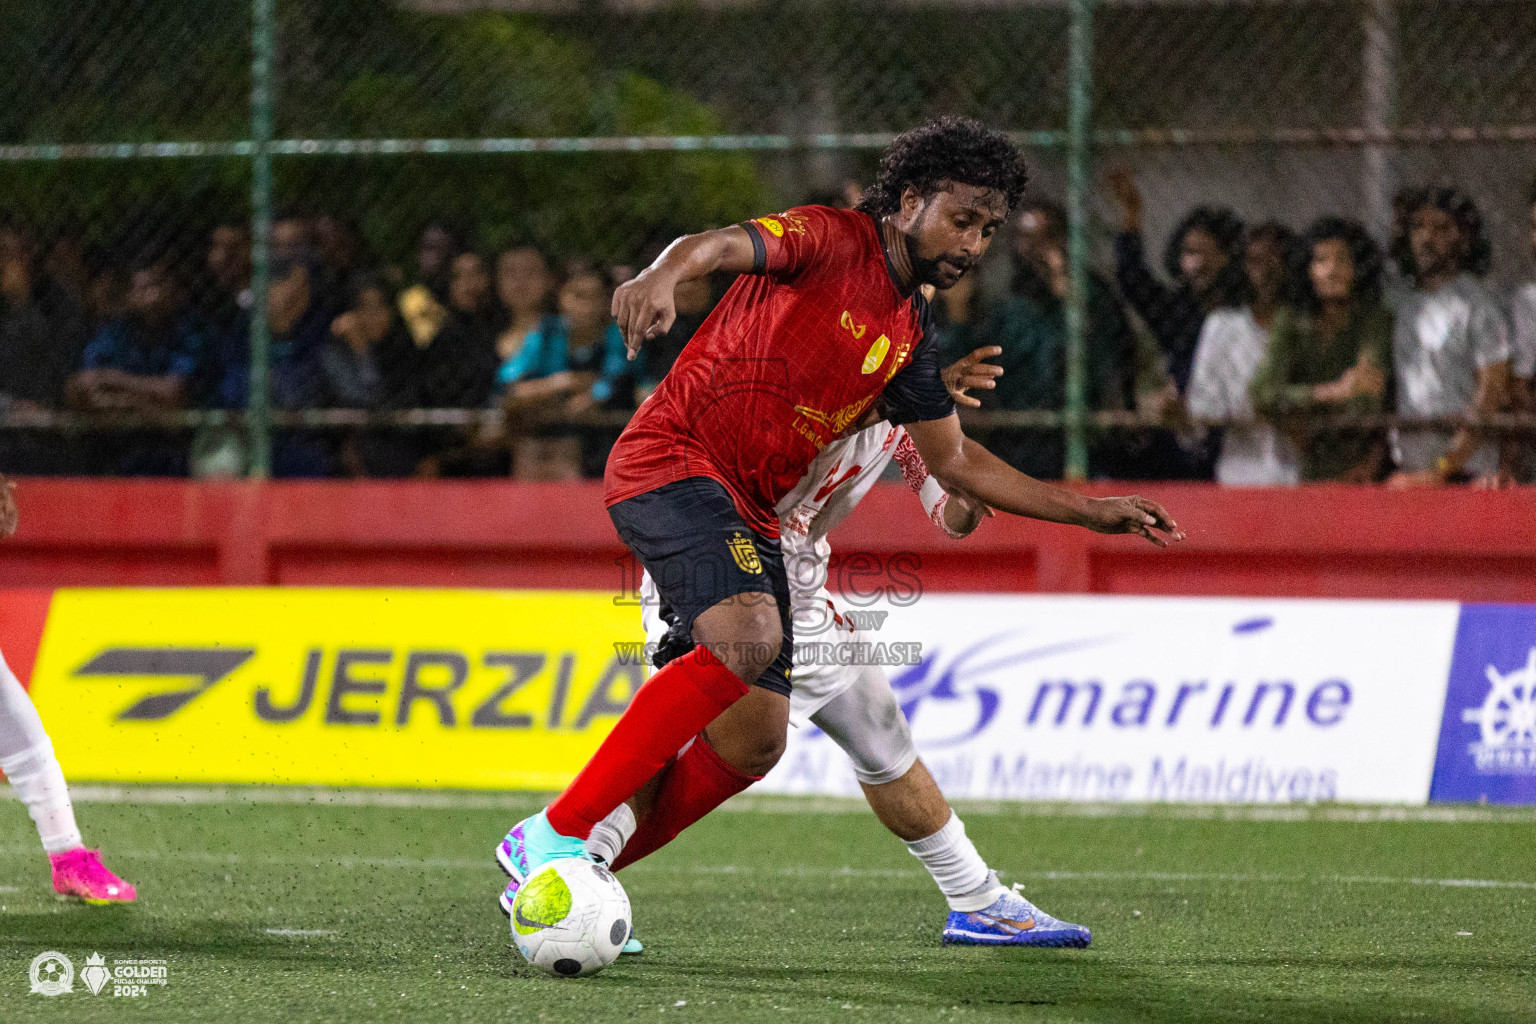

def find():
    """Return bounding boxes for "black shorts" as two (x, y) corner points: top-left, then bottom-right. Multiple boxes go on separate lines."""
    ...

(608, 476), (793, 697)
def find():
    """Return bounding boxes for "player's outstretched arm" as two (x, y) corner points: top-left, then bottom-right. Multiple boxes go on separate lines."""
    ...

(904, 415), (1183, 547)
(611, 226), (758, 359)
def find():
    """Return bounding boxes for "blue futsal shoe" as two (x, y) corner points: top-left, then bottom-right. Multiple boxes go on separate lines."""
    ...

(495, 810), (589, 893)
(942, 884), (1092, 948)
(498, 878), (643, 955)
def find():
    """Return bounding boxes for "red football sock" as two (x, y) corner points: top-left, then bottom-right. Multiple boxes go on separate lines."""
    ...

(546, 644), (748, 840)
(611, 731), (760, 872)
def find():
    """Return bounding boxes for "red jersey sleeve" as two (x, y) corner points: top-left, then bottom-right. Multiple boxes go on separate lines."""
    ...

(739, 205), (853, 281)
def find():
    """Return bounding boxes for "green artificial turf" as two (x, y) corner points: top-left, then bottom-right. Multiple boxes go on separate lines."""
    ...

(0, 790), (1532, 1022)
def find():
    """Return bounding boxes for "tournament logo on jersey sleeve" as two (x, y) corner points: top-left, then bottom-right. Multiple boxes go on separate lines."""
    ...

(1429, 603), (1536, 804)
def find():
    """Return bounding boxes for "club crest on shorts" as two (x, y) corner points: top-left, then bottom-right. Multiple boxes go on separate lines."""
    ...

(726, 532), (762, 574)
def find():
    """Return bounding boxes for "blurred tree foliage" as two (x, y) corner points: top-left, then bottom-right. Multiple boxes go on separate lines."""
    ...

(0, 0), (766, 267)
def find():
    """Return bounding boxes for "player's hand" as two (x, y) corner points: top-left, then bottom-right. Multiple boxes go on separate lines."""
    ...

(1386, 468), (1446, 490)
(0, 475), (16, 538)
(941, 346), (1004, 408)
(1105, 169), (1143, 233)
(1081, 494), (1182, 547)
(942, 487), (993, 536)
(611, 267), (679, 360)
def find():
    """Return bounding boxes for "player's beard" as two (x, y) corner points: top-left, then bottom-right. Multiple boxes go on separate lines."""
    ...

(902, 227), (975, 290)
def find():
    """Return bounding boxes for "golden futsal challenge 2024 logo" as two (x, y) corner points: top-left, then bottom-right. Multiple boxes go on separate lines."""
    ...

(29, 950), (168, 998)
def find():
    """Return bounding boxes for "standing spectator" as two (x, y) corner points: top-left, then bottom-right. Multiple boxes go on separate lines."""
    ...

(1386, 187), (1511, 487)
(1108, 171), (1247, 396)
(497, 264), (631, 479)
(975, 199), (1137, 479)
(0, 224), (89, 411)
(270, 211), (313, 265)
(216, 257), (332, 476)
(416, 250), (500, 410)
(1185, 222), (1303, 486)
(1250, 218), (1393, 482)
(313, 214), (368, 319)
(395, 222), (461, 352)
(494, 246), (555, 369)
(404, 251), (502, 475)
(200, 221), (252, 341)
(318, 277), (419, 477)
(1504, 179), (1536, 483)
(67, 256), (206, 475)
(42, 222), (91, 308)
(0, 223), (89, 473)
(84, 259), (127, 336)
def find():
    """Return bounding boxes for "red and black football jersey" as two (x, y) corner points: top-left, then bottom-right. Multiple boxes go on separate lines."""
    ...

(604, 205), (954, 538)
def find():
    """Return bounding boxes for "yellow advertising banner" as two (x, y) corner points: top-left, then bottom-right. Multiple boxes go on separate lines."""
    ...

(27, 589), (648, 790)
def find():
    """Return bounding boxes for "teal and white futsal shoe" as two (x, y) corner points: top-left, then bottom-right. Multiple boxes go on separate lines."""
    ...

(494, 810), (589, 893)
(497, 878), (643, 954)
(942, 884), (1092, 947)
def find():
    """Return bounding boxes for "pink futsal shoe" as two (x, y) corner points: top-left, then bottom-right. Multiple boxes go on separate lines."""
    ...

(49, 848), (137, 904)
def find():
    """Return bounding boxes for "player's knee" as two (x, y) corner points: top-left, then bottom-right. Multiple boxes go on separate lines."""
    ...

(695, 595), (782, 682)
(812, 666), (918, 785)
(731, 727), (786, 778)
(705, 687), (789, 778)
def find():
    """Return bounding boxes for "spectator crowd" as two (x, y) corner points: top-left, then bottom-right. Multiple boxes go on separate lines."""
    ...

(1, 174), (1535, 486)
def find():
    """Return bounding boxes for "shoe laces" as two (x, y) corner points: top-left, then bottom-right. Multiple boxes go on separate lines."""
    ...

(1007, 883), (1041, 914)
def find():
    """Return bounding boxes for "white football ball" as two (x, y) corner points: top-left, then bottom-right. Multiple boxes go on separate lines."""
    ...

(510, 857), (631, 978)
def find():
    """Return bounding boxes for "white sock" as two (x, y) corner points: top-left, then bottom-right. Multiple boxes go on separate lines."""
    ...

(905, 813), (1005, 912)
(584, 802), (637, 865)
(1, 742), (84, 855)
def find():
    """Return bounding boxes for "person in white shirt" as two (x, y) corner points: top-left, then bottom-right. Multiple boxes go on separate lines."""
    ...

(1185, 222), (1302, 486)
(1504, 182), (1536, 484)
(1385, 187), (1512, 487)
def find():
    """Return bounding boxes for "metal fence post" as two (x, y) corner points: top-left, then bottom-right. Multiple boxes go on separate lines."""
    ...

(248, 0), (275, 479)
(1064, 0), (1094, 482)
(1362, 0), (1399, 241)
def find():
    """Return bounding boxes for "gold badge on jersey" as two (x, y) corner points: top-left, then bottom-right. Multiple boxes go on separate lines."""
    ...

(755, 216), (785, 238)
(861, 334), (891, 375)
(726, 532), (763, 574)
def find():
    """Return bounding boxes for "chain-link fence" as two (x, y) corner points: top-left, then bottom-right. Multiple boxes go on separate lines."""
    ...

(1, 1), (1533, 482)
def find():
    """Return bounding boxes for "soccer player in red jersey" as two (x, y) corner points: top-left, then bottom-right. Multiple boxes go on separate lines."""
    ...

(497, 117), (1182, 894)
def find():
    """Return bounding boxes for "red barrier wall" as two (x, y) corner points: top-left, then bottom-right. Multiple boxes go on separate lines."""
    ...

(1, 479), (1534, 601)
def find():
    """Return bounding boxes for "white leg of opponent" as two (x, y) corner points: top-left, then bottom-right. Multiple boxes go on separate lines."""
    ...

(810, 659), (1092, 946)
(806, 660), (1004, 912)
(0, 648), (136, 902)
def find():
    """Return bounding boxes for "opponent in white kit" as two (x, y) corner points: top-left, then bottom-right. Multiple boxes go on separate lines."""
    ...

(528, 349), (1091, 947)
(0, 476), (137, 903)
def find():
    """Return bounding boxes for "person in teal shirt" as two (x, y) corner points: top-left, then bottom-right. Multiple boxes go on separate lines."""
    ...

(496, 266), (632, 409)
(496, 265), (634, 478)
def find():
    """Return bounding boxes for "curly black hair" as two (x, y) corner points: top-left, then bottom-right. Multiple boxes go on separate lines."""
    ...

(1162, 205), (1248, 306)
(855, 116), (1029, 219)
(1303, 216), (1384, 307)
(1390, 185), (1492, 280)
(1245, 220), (1310, 308)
